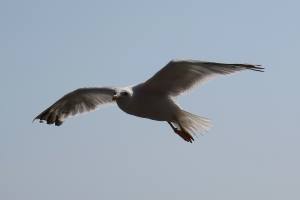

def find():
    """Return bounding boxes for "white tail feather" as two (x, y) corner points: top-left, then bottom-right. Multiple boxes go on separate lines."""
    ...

(177, 110), (212, 136)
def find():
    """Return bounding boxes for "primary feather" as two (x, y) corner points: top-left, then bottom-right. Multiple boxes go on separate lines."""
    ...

(34, 87), (116, 125)
(141, 59), (264, 96)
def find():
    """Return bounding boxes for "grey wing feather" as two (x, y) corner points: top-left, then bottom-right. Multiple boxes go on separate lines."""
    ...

(34, 87), (117, 126)
(140, 59), (264, 96)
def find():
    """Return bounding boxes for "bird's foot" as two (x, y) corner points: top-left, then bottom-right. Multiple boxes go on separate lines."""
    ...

(174, 128), (194, 143)
(167, 121), (194, 143)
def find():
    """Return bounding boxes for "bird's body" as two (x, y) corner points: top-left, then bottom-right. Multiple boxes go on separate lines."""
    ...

(116, 85), (179, 122)
(34, 59), (264, 143)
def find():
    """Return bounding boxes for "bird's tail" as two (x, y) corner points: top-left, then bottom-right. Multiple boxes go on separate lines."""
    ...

(177, 110), (212, 138)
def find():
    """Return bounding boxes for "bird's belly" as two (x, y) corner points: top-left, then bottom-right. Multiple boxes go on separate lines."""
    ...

(117, 98), (177, 121)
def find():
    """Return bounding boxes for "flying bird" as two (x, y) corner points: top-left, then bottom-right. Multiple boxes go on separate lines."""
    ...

(34, 59), (264, 143)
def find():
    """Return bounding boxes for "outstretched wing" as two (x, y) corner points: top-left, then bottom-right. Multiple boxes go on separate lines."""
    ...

(34, 87), (117, 126)
(140, 59), (264, 96)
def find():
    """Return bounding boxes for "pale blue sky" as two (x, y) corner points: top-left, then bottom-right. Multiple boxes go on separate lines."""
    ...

(1, 0), (299, 199)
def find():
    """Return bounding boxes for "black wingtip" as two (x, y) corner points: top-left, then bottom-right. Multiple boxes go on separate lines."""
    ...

(33, 109), (64, 126)
(32, 115), (45, 124)
(246, 64), (265, 72)
(55, 119), (63, 126)
(251, 65), (264, 72)
(32, 114), (41, 123)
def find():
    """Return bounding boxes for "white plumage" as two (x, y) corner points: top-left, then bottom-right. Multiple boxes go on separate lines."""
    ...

(34, 59), (264, 143)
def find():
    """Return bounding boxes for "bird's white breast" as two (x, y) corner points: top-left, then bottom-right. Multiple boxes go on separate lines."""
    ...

(116, 93), (179, 122)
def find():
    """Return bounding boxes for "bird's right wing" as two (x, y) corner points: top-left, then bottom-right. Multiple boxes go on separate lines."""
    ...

(140, 59), (264, 96)
(34, 87), (117, 126)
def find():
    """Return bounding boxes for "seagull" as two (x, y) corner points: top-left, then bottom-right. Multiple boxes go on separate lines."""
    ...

(34, 59), (264, 143)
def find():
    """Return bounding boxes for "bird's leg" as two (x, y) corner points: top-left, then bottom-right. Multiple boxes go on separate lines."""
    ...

(167, 121), (179, 132)
(167, 121), (194, 143)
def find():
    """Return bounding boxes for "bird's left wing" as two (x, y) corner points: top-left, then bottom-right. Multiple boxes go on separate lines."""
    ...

(140, 59), (264, 96)
(34, 87), (117, 126)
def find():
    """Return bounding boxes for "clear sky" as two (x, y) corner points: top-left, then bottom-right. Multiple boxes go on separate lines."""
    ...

(1, 0), (299, 199)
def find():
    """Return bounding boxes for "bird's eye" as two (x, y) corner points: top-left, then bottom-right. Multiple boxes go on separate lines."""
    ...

(122, 92), (129, 96)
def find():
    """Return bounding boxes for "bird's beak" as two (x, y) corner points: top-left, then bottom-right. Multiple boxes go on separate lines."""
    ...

(112, 94), (119, 101)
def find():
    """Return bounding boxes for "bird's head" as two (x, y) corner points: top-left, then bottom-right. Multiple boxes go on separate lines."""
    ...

(112, 88), (133, 101)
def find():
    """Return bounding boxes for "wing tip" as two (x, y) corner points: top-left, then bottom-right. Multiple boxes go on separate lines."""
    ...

(170, 59), (265, 72)
(32, 112), (43, 123)
(241, 64), (265, 72)
(251, 65), (265, 72)
(33, 111), (64, 126)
